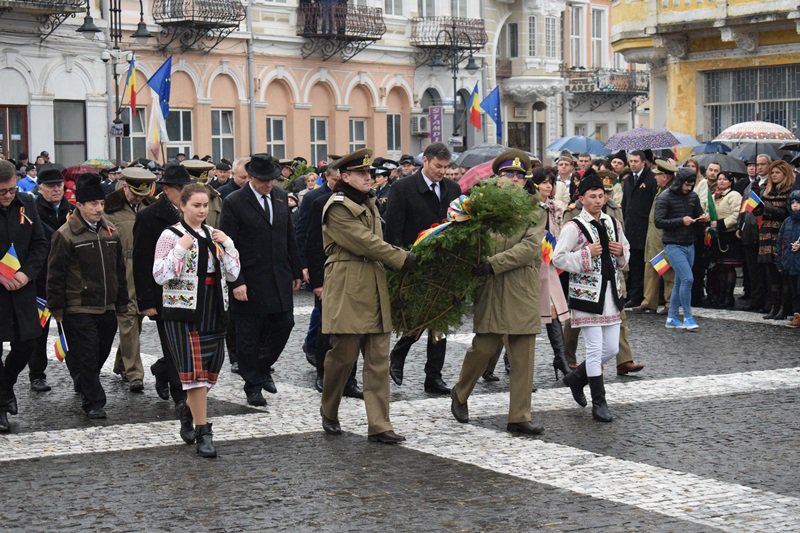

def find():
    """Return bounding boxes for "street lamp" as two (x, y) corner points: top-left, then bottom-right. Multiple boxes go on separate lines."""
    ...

(429, 19), (480, 139)
(77, 0), (151, 164)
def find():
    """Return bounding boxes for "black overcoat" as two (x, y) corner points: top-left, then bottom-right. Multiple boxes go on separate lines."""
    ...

(622, 167), (658, 250)
(132, 195), (180, 312)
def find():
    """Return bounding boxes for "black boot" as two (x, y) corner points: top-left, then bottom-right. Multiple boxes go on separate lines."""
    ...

(195, 423), (217, 458)
(343, 364), (363, 399)
(0, 411), (9, 432)
(503, 352), (510, 374)
(768, 305), (787, 320)
(588, 375), (613, 423)
(546, 321), (569, 380)
(562, 362), (588, 407)
(389, 337), (411, 386)
(763, 287), (780, 319)
(177, 401), (195, 444)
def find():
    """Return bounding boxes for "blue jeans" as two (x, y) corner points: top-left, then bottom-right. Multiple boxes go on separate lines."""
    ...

(665, 243), (695, 320)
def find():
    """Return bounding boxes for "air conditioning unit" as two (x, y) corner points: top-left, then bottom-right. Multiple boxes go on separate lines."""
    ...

(411, 114), (429, 136)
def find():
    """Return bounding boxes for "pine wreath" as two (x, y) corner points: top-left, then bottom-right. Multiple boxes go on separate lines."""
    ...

(388, 179), (541, 338)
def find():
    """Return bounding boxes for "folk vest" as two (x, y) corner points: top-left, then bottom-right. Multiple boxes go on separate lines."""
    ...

(567, 214), (622, 315)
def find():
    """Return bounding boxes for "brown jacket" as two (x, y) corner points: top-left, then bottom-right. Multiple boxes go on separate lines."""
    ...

(474, 223), (544, 335)
(321, 192), (407, 334)
(47, 212), (128, 317)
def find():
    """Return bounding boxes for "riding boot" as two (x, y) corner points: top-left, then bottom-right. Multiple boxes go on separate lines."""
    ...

(562, 362), (588, 407)
(195, 423), (217, 458)
(546, 320), (569, 380)
(177, 401), (195, 444)
(588, 375), (613, 422)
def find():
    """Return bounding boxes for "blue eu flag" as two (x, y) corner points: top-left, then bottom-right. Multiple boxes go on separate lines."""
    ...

(147, 57), (172, 119)
(480, 86), (502, 142)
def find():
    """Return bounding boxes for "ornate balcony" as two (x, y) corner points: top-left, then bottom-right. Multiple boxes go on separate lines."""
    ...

(410, 16), (487, 66)
(496, 58), (512, 79)
(0, 0), (85, 40)
(153, 0), (246, 52)
(560, 66), (650, 111)
(297, 4), (386, 63)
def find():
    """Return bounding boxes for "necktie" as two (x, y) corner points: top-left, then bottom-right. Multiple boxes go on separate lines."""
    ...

(633, 173), (640, 186)
(262, 194), (273, 225)
(430, 182), (439, 203)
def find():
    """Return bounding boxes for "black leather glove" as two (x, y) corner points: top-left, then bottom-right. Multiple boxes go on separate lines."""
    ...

(403, 252), (417, 271)
(474, 261), (493, 276)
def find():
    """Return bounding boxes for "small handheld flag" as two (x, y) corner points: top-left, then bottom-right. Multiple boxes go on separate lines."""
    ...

(744, 191), (763, 213)
(36, 297), (51, 328)
(0, 244), (21, 280)
(469, 83), (481, 130)
(54, 322), (69, 362)
(542, 231), (557, 265)
(649, 250), (670, 276)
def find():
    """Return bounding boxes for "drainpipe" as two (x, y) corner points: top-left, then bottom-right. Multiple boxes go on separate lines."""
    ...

(102, 0), (114, 159)
(246, 0), (256, 154)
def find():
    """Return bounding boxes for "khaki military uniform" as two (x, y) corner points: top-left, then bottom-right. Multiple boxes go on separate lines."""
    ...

(454, 224), (544, 424)
(320, 191), (407, 435)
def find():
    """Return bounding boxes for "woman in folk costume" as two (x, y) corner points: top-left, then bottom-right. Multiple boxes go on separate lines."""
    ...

(153, 183), (241, 458)
(553, 175), (630, 423)
(528, 167), (570, 379)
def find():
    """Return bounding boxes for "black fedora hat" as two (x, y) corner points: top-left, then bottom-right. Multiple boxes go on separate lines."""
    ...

(245, 153), (281, 181)
(158, 163), (194, 185)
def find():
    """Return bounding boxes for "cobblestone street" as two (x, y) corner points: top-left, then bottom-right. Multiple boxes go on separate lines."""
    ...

(1, 291), (798, 532)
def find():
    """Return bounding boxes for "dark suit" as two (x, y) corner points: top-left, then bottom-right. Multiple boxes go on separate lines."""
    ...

(132, 196), (184, 403)
(220, 183), (302, 395)
(382, 171), (461, 387)
(0, 193), (48, 409)
(218, 179), (241, 199)
(622, 167), (657, 306)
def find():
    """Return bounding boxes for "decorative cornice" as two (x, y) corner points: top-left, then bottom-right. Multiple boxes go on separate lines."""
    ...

(501, 76), (565, 103)
(719, 27), (757, 53)
(653, 35), (687, 59)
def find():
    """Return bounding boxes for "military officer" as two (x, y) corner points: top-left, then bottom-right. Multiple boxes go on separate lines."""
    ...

(449, 149), (546, 436)
(319, 148), (415, 444)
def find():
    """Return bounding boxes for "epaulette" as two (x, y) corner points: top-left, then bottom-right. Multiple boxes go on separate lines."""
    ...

(332, 193), (345, 202)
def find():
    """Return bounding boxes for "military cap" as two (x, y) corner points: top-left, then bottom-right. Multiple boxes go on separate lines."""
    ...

(181, 159), (215, 184)
(121, 166), (156, 196)
(398, 154), (415, 166)
(331, 148), (374, 172)
(596, 169), (617, 191)
(492, 148), (531, 176)
(654, 159), (678, 175)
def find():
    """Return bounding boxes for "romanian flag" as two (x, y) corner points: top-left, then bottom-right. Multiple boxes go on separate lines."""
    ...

(0, 244), (21, 280)
(744, 190), (762, 213)
(125, 53), (137, 116)
(469, 82), (481, 130)
(36, 297), (51, 328)
(412, 222), (451, 249)
(542, 230), (556, 265)
(649, 250), (671, 276)
(54, 322), (68, 362)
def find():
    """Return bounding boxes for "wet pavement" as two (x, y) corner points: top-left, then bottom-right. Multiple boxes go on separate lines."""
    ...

(1, 290), (798, 532)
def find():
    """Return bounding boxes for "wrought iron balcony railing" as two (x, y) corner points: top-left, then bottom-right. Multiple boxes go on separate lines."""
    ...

(560, 67), (650, 94)
(297, 4), (386, 62)
(0, 0), (86, 40)
(410, 17), (487, 52)
(153, 0), (246, 52)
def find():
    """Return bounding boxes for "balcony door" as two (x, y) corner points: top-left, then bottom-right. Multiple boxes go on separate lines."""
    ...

(0, 106), (27, 160)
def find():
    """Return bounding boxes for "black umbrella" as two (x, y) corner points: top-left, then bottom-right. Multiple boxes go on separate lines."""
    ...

(693, 154), (746, 174)
(728, 142), (783, 162)
(779, 141), (800, 152)
(454, 143), (507, 169)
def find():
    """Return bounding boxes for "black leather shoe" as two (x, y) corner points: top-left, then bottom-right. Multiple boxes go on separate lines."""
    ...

(86, 407), (107, 419)
(343, 382), (364, 399)
(321, 407), (341, 435)
(5, 399), (18, 416)
(30, 378), (52, 392)
(230, 362), (239, 374)
(0, 411), (8, 432)
(368, 430), (406, 444)
(246, 391), (267, 406)
(507, 421), (545, 435)
(315, 375), (324, 393)
(303, 342), (316, 367)
(450, 388), (469, 423)
(177, 401), (195, 444)
(389, 361), (404, 386)
(195, 423), (217, 458)
(482, 370), (500, 382)
(263, 375), (277, 394)
(424, 377), (451, 395)
(154, 376), (169, 401)
(129, 379), (144, 392)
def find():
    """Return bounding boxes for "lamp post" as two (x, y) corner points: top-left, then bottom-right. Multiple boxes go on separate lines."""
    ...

(430, 18), (480, 141)
(77, 0), (151, 164)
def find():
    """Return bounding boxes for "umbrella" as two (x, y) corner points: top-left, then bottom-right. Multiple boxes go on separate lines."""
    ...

(778, 142), (800, 152)
(454, 143), (506, 169)
(727, 142), (783, 163)
(604, 128), (680, 151)
(713, 121), (798, 144)
(692, 141), (731, 154)
(82, 158), (115, 170)
(547, 135), (609, 155)
(458, 160), (494, 193)
(667, 131), (702, 148)
(693, 154), (746, 174)
(63, 165), (96, 182)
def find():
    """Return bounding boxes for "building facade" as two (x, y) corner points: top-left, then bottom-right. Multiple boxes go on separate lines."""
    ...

(611, 0), (800, 140)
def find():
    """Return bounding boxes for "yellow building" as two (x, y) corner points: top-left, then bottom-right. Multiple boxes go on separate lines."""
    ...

(611, 0), (800, 139)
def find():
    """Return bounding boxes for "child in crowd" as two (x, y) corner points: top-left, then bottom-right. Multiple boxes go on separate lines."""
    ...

(776, 190), (800, 328)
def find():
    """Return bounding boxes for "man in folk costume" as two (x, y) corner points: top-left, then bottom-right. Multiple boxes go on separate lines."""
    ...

(449, 149), (546, 436)
(319, 148), (415, 444)
(553, 174), (630, 423)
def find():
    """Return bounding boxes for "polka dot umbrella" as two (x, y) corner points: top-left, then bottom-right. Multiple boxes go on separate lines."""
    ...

(713, 121), (798, 144)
